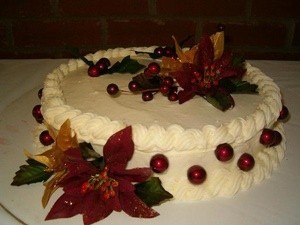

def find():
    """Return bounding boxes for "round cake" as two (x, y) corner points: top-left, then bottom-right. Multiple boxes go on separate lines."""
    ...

(40, 44), (286, 201)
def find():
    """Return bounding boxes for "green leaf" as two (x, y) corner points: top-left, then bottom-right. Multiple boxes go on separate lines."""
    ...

(231, 79), (258, 93)
(132, 73), (160, 90)
(79, 142), (101, 159)
(79, 142), (104, 170)
(135, 177), (173, 207)
(204, 89), (234, 111)
(107, 56), (146, 74)
(219, 78), (258, 94)
(65, 46), (94, 66)
(11, 159), (53, 186)
(135, 51), (161, 59)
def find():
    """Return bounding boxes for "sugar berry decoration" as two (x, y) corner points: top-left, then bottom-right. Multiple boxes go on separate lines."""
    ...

(159, 83), (171, 96)
(163, 46), (174, 57)
(237, 153), (255, 171)
(215, 143), (234, 162)
(147, 62), (160, 75)
(32, 104), (43, 123)
(278, 105), (289, 121)
(39, 130), (54, 146)
(168, 92), (179, 102)
(270, 131), (282, 147)
(154, 46), (164, 57)
(38, 88), (43, 99)
(96, 57), (111, 75)
(106, 83), (119, 95)
(150, 154), (169, 173)
(142, 91), (153, 101)
(187, 165), (207, 185)
(128, 81), (140, 92)
(162, 77), (174, 86)
(88, 65), (100, 77)
(260, 128), (275, 146)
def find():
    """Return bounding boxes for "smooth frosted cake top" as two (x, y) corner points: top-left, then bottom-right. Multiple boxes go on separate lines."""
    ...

(41, 47), (282, 152)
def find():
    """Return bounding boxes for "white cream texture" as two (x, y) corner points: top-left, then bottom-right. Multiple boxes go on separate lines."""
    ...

(41, 47), (285, 200)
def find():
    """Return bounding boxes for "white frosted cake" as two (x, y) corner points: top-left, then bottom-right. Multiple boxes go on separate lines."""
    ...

(39, 43), (286, 201)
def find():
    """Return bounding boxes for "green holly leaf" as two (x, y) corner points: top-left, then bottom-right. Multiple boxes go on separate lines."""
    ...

(219, 78), (258, 94)
(11, 159), (53, 186)
(65, 46), (94, 66)
(135, 51), (161, 59)
(107, 56), (146, 74)
(132, 73), (160, 90)
(204, 89), (234, 111)
(135, 177), (173, 207)
(79, 142), (101, 159)
(231, 79), (258, 93)
(79, 142), (104, 170)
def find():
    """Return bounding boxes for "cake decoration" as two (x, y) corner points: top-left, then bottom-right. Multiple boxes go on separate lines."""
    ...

(101, 29), (258, 111)
(12, 120), (173, 225)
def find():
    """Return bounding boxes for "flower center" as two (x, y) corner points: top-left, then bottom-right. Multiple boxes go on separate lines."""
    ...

(80, 166), (119, 200)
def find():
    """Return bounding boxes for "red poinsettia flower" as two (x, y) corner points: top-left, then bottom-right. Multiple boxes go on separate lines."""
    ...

(45, 126), (158, 225)
(171, 35), (246, 109)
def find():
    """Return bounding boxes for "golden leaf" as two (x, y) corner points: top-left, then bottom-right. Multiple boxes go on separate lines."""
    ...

(42, 170), (66, 208)
(210, 31), (224, 60)
(172, 35), (198, 64)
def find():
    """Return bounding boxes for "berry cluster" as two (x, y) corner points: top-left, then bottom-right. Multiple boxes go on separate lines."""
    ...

(88, 58), (111, 77)
(107, 61), (179, 102)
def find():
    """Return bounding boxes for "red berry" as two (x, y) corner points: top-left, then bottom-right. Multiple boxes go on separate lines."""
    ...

(142, 92), (153, 101)
(159, 83), (171, 96)
(215, 143), (234, 162)
(128, 81), (140, 92)
(270, 131), (282, 147)
(88, 65), (100, 77)
(217, 23), (225, 32)
(97, 57), (111, 67)
(106, 83), (119, 95)
(260, 128), (275, 146)
(278, 105), (289, 121)
(163, 46), (174, 57)
(150, 154), (169, 173)
(38, 88), (43, 99)
(96, 58), (110, 75)
(147, 62), (160, 75)
(32, 104), (43, 123)
(187, 165), (207, 185)
(144, 67), (153, 77)
(39, 130), (54, 146)
(162, 76), (174, 86)
(168, 92), (179, 102)
(237, 153), (255, 171)
(154, 46), (164, 56)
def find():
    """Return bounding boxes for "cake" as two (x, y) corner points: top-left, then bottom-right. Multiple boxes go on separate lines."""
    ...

(12, 29), (289, 224)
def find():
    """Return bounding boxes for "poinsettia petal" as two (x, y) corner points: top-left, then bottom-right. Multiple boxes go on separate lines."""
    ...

(221, 67), (246, 79)
(103, 126), (134, 170)
(111, 167), (152, 183)
(178, 88), (196, 104)
(82, 191), (113, 225)
(119, 190), (159, 218)
(45, 193), (83, 220)
(194, 35), (214, 69)
(105, 187), (122, 212)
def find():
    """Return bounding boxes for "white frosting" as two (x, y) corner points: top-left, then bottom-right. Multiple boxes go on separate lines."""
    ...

(40, 47), (286, 200)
